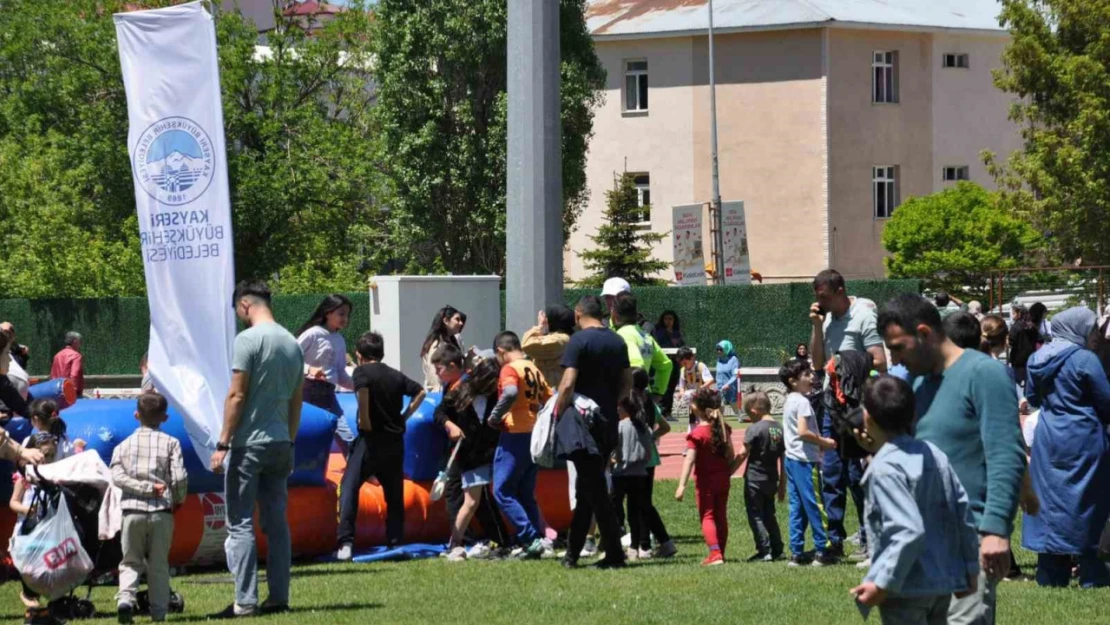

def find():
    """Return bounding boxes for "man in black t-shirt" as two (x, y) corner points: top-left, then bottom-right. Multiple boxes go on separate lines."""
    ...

(336, 332), (426, 561)
(555, 295), (631, 570)
(739, 391), (786, 561)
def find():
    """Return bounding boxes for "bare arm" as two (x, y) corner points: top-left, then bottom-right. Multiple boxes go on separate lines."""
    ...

(402, 390), (427, 420)
(287, 376), (304, 442)
(555, 367), (579, 417)
(9, 480), (28, 515)
(653, 411), (671, 440)
(219, 370), (250, 446)
(867, 345), (888, 374)
(797, 413), (835, 450)
(810, 305), (826, 370)
(356, 387), (372, 432)
(675, 447), (696, 500)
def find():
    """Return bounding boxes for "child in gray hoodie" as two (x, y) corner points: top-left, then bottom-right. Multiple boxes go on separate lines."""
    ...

(611, 394), (655, 560)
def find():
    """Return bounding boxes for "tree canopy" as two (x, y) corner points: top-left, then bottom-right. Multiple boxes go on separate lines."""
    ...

(0, 0), (380, 297)
(370, 0), (605, 276)
(577, 173), (669, 288)
(987, 0), (1110, 266)
(881, 182), (1041, 298)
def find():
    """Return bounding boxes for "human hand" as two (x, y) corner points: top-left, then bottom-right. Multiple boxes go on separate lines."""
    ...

(674, 485), (685, 501)
(820, 437), (838, 451)
(152, 483), (167, 498)
(850, 582), (887, 607)
(852, 428), (878, 453)
(210, 449), (228, 473)
(980, 535), (1011, 580)
(537, 310), (548, 330)
(74, 439), (87, 453)
(809, 303), (824, 325)
(955, 573), (979, 599)
(445, 421), (464, 442)
(308, 366), (327, 380)
(20, 447), (44, 466)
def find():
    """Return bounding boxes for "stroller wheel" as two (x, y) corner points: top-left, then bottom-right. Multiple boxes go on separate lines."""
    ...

(169, 590), (185, 613)
(73, 599), (96, 619)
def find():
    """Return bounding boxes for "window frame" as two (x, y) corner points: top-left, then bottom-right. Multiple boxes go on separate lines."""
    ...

(872, 50), (900, 104)
(623, 59), (649, 114)
(873, 165), (900, 219)
(631, 172), (652, 229)
(943, 166), (970, 182)
(943, 53), (970, 69)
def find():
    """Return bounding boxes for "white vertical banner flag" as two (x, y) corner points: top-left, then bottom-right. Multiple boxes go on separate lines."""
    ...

(721, 201), (751, 285)
(672, 204), (706, 286)
(115, 1), (235, 467)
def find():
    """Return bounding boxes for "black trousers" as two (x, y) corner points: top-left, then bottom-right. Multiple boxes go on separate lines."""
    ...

(444, 465), (508, 546)
(567, 454), (623, 564)
(744, 481), (783, 557)
(610, 475), (648, 552)
(611, 468), (671, 551)
(338, 435), (404, 547)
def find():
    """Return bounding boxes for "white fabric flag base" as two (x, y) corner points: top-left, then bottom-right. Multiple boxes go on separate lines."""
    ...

(115, 1), (236, 468)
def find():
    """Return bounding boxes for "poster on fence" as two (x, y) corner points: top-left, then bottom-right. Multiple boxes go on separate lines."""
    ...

(672, 204), (706, 286)
(116, 1), (236, 468)
(721, 201), (750, 285)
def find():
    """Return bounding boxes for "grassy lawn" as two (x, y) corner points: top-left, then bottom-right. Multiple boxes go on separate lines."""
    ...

(2, 479), (1106, 624)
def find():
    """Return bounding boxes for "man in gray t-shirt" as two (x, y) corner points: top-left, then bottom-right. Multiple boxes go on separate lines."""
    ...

(807, 269), (887, 561)
(210, 281), (304, 618)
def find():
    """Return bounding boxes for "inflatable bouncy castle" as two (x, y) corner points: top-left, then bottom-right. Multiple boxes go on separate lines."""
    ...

(0, 393), (571, 566)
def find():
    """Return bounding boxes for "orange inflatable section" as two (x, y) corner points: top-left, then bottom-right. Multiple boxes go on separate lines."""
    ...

(325, 452), (571, 549)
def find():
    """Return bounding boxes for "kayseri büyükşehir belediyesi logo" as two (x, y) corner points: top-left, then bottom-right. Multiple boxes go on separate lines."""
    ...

(133, 117), (215, 206)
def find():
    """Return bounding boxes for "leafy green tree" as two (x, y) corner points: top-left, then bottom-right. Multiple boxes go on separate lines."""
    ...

(882, 182), (1041, 298)
(0, 0), (381, 297)
(371, 0), (605, 276)
(577, 173), (669, 288)
(986, 0), (1110, 265)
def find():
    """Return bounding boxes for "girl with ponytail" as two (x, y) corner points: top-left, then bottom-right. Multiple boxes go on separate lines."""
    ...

(675, 387), (742, 566)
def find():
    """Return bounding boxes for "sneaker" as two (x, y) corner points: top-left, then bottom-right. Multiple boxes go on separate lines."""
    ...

(653, 540), (678, 559)
(856, 558), (871, 570)
(593, 557), (627, 570)
(561, 557), (577, 569)
(746, 552), (772, 563)
(846, 531), (861, 546)
(524, 538), (546, 558)
(620, 533), (632, 549)
(579, 537), (598, 558)
(812, 552), (838, 567)
(788, 554), (812, 567)
(118, 603), (134, 624)
(701, 551), (725, 567)
(209, 603), (257, 619)
(466, 542), (492, 560)
(336, 543), (353, 562)
(637, 548), (653, 560)
(848, 550), (870, 563)
(260, 601), (290, 615)
(539, 538), (557, 559)
(827, 543), (846, 559)
(447, 546), (468, 562)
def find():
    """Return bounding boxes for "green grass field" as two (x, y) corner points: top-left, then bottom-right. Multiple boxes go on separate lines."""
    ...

(2, 479), (1106, 625)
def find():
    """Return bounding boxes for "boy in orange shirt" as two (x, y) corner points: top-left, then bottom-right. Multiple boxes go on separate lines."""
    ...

(489, 331), (552, 558)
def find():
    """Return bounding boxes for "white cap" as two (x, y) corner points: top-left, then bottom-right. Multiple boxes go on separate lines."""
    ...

(601, 277), (631, 297)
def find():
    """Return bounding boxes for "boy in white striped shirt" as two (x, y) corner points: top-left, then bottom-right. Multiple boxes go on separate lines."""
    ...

(110, 393), (187, 624)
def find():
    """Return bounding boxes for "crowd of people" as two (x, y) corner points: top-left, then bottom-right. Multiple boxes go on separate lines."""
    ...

(1, 271), (1109, 625)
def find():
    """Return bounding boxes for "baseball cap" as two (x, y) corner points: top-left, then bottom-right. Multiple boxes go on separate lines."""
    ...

(601, 277), (631, 297)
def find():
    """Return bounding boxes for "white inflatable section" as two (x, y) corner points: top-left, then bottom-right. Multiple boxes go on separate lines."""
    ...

(369, 276), (502, 383)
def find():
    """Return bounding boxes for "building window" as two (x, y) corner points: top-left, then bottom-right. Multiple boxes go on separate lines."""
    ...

(943, 53), (970, 69)
(873, 166), (900, 219)
(632, 173), (651, 228)
(624, 60), (648, 112)
(943, 166), (970, 182)
(872, 51), (899, 103)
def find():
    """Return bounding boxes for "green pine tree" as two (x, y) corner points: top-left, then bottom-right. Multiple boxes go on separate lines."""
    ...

(577, 173), (669, 288)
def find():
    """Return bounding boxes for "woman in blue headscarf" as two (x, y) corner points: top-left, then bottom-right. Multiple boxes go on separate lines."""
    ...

(1024, 307), (1110, 588)
(714, 341), (741, 412)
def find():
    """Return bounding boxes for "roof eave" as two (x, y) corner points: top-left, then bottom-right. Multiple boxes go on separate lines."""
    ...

(591, 20), (1009, 42)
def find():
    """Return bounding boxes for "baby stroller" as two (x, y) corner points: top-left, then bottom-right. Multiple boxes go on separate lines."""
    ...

(18, 451), (182, 620)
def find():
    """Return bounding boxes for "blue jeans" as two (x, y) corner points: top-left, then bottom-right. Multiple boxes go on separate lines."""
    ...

(1036, 551), (1110, 588)
(493, 432), (541, 545)
(225, 442), (293, 608)
(822, 411), (866, 548)
(785, 458), (829, 556)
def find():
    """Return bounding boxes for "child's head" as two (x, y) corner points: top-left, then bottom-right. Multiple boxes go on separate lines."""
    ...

(676, 347), (696, 369)
(356, 331), (385, 363)
(493, 331), (522, 364)
(631, 368), (650, 392)
(690, 386), (722, 418)
(26, 432), (58, 462)
(861, 375), (915, 441)
(743, 391), (772, 419)
(778, 359), (814, 393)
(29, 399), (59, 432)
(431, 343), (465, 386)
(135, 393), (169, 429)
(618, 394), (640, 421)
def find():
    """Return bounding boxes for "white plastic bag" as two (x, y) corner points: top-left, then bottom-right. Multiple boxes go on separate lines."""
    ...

(11, 494), (94, 600)
(531, 395), (558, 467)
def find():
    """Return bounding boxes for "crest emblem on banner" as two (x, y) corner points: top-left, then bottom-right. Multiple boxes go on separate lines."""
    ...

(133, 116), (215, 206)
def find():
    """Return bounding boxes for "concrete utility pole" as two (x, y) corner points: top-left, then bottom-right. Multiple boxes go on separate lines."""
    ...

(708, 0), (725, 285)
(506, 0), (563, 332)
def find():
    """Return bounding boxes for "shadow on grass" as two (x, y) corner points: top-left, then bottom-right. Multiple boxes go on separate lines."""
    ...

(171, 602), (384, 622)
(184, 567), (387, 585)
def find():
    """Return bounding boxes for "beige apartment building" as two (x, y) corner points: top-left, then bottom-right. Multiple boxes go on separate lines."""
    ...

(569, 0), (1023, 283)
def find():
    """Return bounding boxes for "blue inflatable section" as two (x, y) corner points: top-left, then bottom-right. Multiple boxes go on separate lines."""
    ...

(28, 379), (72, 409)
(61, 399), (337, 493)
(335, 391), (447, 481)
